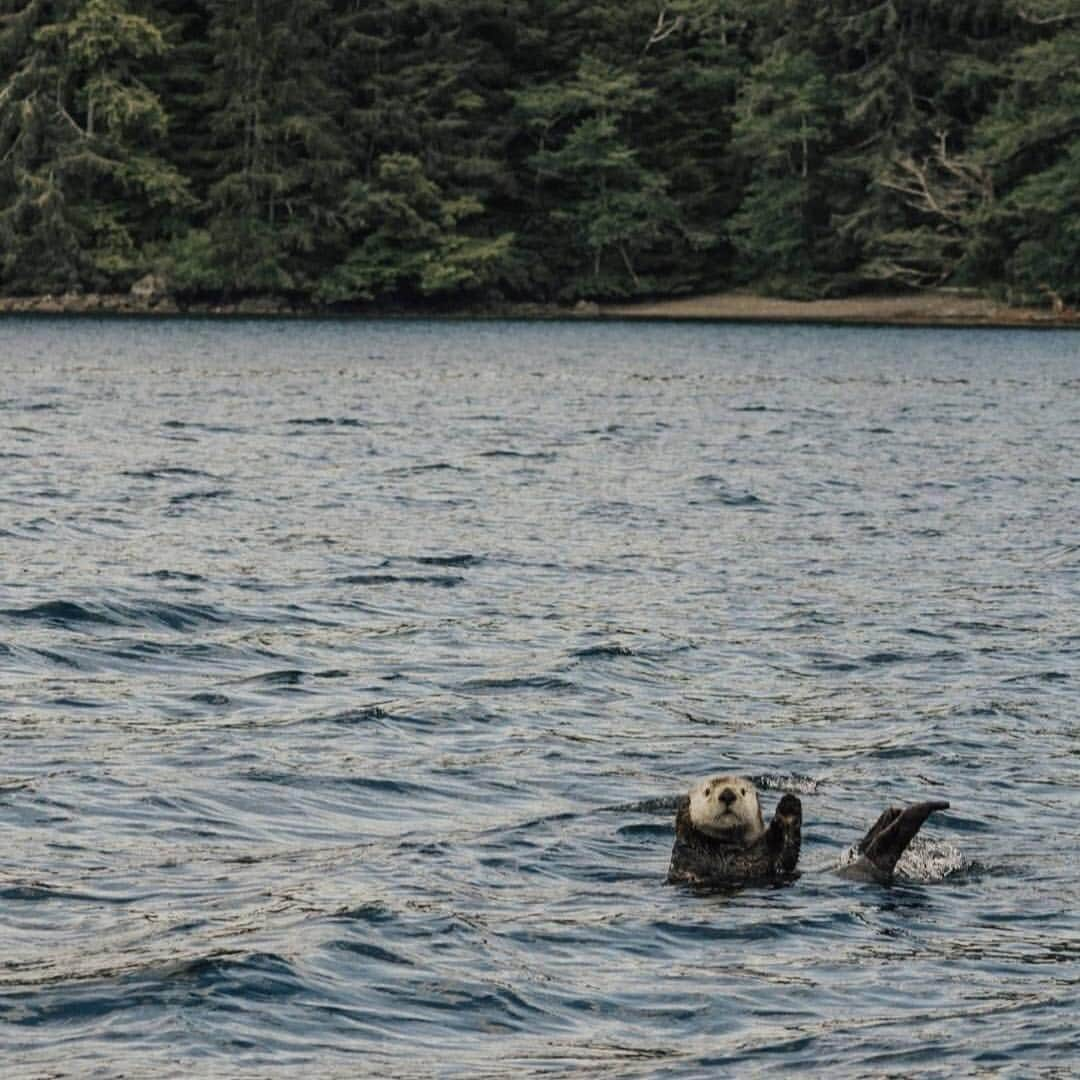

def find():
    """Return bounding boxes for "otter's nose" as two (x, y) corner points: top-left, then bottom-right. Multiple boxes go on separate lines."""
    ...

(719, 787), (737, 806)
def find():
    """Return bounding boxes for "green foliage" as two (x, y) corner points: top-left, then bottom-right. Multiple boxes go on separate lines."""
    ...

(822, 0), (1017, 290)
(729, 175), (818, 289)
(728, 48), (838, 293)
(198, 0), (350, 295)
(159, 228), (228, 295)
(733, 50), (831, 180)
(0, 0), (1075, 305)
(974, 7), (1080, 301)
(0, 0), (189, 293)
(316, 153), (513, 303)
(517, 56), (683, 297)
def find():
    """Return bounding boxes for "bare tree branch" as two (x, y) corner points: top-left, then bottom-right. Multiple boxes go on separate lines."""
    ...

(644, 7), (685, 52)
(1017, 8), (1075, 25)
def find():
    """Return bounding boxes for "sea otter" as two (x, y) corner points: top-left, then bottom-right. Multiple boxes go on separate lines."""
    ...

(667, 775), (949, 887)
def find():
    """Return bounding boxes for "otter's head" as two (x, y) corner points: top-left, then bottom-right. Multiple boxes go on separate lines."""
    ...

(688, 775), (765, 845)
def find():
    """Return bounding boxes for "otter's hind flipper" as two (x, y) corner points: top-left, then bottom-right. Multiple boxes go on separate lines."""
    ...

(856, 800), (950, 880)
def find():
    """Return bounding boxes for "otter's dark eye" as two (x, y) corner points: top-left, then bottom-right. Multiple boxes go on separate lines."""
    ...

(740, 788), (746, 796)
(703, 787), (711, 796)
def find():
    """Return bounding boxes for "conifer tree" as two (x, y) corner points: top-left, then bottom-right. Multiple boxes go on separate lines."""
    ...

(515, 55), (682, 297)
(729, 47), (838, 294)
(316, 151), (513, 303)
(332, 0), (526, 299)
(195, 0), (349, 295)
(976, 1), (1080, 302)
(0, 0), (189, 292)
(633, 1), (749, 289)
(827, 0), (1014, 289)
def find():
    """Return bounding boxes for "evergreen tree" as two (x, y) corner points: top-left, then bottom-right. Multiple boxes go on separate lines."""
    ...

(729, 46), (839, 294)
(316, 151), (512, 303)
(828, 0), (1015, 289)
(193, 0), (349, 295)
(0, 0), (189, 292)
(332, 0), (526, 299)
(633, 1), (750, 290)
(515, 55), (682, 297)
(976, 1), (1080, 302)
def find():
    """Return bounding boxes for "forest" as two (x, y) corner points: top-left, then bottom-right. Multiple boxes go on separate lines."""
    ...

(0, 1), (1077, 308)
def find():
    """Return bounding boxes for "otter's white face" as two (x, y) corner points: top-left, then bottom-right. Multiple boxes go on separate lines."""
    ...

(688, 775), (765, 843)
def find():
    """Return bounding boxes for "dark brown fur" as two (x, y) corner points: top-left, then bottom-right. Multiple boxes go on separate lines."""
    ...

(667, 793), (802, 886)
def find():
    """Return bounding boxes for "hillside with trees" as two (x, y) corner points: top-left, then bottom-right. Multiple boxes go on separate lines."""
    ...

(1, 1), (1076, 308)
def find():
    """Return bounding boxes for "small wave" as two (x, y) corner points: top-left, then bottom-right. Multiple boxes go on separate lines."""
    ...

(616, 822), (672, 839)
(602, 796), (681, 815)
(320, 706), (391, 724)
(332, 902), (395, 923)
(904, 627), (955, 640)
(752, 773), (822, 795)
(385, 462), (469, 475)
(122, 466), (217, 480)
(287, 416), (366, 427)
(0, 883), (140, 904)
(2, 600), (118, 626)
(479, 449), (556, 461)
(571, 643), (636, 660)
(168, 488), (233, 504)
(409, 553), (483, 568)
(327, 939), (415, 966)
(1002, 671), (1069, 683)
(339, 573), (465, 588)
(460, 674), (578, 693)
(142, 569), (207, 583)
(189, 692), (230, 706)
(129, 600), (228, 631)
(29, 646), (83, 668)
(808, 654), (860, 672)
(162, 951), (306, 1000)
(0, 884), (64, 901)
(391, 977), (553, 1032)
(862, 651), (911, 665)
(239, 669), (307, 688)
(160, 421), (239, 434)
(692, 476), (766, 507)
(0, 598), (229, 632)
(243, 770), (423, 799)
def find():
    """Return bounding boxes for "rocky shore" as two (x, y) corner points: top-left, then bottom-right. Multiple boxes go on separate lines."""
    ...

(0, 285), (1075, 327)
(0, 290), (297, 318)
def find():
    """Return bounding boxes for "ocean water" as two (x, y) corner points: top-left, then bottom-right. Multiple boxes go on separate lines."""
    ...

(0, 316), (1077, 1077)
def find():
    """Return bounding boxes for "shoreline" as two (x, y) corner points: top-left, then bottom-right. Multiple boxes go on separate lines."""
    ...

(0, 289), (1075, 328)
(600, 290), (1077, 328)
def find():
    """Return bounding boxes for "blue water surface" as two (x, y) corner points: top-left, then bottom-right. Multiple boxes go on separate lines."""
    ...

(1, 317), (1077, 1077)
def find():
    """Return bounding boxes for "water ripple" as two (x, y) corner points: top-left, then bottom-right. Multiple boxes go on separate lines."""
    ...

(0, 318), (1076, 1076)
